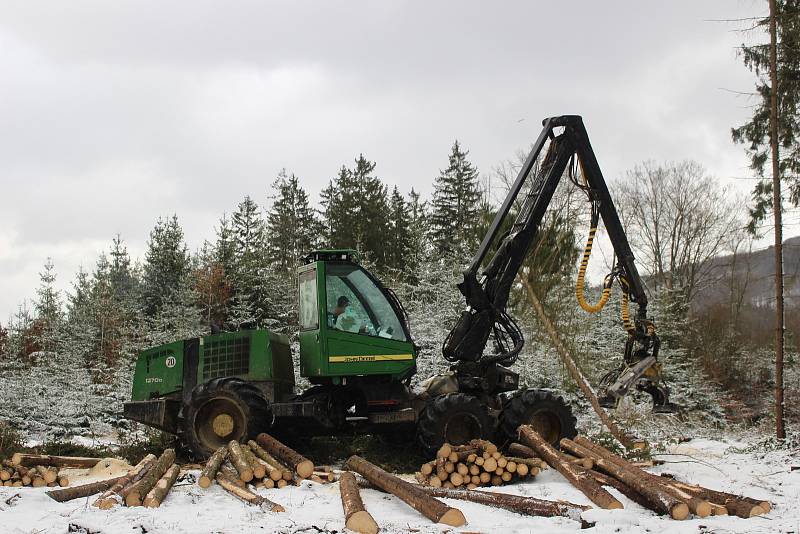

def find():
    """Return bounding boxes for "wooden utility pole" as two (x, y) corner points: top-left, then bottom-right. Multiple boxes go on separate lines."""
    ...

(769, 0), (786, 440)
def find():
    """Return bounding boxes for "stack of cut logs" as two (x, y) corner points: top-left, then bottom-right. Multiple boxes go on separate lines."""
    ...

(1, 454), (77, 487)
(517, 425), (771, 520)
(195, 432), (330, 512)
(416, 439), (544, 490)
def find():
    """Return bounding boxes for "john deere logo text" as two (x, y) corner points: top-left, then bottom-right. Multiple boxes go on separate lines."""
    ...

(328, 354), (413, 363)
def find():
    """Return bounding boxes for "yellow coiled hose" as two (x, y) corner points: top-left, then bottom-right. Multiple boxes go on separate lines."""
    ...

(575, 209), (612, 313)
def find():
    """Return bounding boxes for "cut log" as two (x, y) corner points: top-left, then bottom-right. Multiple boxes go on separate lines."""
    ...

(437, 443), (452, 459)
(144, 464), (180, 508)
(420, 461), (435, 476)
(0, 469), (10, 481)
(58, 476), (69, 487)
(215, 471), (285, 512)
(47, 480), (125, 502)
(247, 440), (290, 481)
(198, 446), (228, 489)
(32, 476), (47, 487)
(659, 476), (768, 518)
(571, 437), (715, 518)
(580, 466), (659, 510)
(93, 454), (157, 509)
(242, 446), (266, 480)
(227, 441), (254, 482)
(469, 439), (498, 455)
(36, 465), (58, 484)
(412, 485), (589, 523)
(482, 457), (498, 473)
(519, 426), (623, 511)
(11, 453), (102, 469)
(125, 449), (176, 507)
(256, 433), (314, 479)
(569, 437), (690, 519)
(339, 471), (379, 534)
(345, 455), (466, 527)
(507, 442), (537, 459)
(221, 464), (246, 488)
(313, 470), (334, 482)
(435, 457), (448, 481)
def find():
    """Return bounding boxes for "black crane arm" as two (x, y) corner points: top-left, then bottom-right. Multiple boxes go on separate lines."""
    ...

(442, 115), (671, 409)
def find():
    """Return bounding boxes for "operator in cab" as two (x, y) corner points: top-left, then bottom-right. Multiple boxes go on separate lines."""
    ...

(333, 296), (367, 334)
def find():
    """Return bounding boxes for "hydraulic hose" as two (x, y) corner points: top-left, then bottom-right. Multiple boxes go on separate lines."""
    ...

(576, 206), (612, 313)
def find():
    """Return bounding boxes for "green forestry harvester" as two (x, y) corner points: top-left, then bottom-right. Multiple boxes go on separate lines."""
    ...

(124, 116), (674, 459)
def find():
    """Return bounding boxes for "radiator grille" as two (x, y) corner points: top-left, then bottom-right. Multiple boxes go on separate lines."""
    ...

(202, 336), (250, 380)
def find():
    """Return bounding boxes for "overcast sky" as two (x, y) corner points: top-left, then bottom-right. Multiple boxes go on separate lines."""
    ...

(0, 1), (769, 320)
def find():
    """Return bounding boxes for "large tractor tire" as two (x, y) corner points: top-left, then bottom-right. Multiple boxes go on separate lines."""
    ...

(499, 389), (576, 447)
(178, 377), (273, 459)
(416, 393), (493, 455)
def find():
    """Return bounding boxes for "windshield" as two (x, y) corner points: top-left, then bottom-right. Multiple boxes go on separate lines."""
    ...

(325, 263), (408, 342)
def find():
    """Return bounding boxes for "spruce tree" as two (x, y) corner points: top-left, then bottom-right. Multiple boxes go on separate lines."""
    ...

(229, 196), (272, 329)
(141, 215), (191, 317)
(320, 155), (390, 268)
(33, 258), (62, 353)
(429, 141), (483, 255)
(732, 0), (800, 230)
(321, 165), (360, 249)
(266, 169), (322, 272)
(386, 186), (412, 272)
(356, 156), (390, 267)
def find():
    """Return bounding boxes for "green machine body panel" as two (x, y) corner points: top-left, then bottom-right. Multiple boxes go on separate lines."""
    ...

(130, 340), (185, 401)
(297, 250), (417, 382)
(130, 329), (295, 402)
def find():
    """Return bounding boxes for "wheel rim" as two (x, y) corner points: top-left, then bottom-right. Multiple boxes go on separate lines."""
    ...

(526, 411), (561, 445)
(194, 397), (246, 451)
(443, 413), (481, 445)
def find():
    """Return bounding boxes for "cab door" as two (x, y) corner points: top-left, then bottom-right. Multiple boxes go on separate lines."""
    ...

(297, 263), (326, 377)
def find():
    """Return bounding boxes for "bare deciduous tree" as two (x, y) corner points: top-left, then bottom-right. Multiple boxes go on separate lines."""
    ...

(612, 160), (740, 303)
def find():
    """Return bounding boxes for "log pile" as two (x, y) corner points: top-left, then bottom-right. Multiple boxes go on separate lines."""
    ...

(414, 439), (544, 490)
(557, 435), (771, 519)
(2, 459), (71, 488)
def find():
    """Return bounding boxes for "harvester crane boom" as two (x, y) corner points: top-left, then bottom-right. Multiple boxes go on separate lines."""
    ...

(443, 115), (671, 409)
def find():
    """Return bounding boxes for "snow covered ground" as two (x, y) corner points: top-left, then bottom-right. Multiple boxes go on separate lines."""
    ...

(1, 438), (797, 534)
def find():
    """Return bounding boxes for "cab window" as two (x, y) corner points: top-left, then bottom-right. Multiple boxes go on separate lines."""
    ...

(325, 263), (408, 342)
(298, 268), (319, 330)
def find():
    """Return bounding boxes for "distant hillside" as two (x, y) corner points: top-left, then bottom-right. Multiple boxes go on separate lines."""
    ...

(692, 235), (800, 310)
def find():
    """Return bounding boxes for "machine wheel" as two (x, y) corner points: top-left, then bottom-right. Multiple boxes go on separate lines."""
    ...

(178, 377), (273, 459)
(499, 389), (577, 447)
(416, 393), (493, 455)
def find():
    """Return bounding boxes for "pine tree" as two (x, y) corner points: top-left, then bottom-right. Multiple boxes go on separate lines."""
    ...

(266, 169), (322, 272)
(33, 258), (62, 353)
(141, 215), (191, 317)
(429, 141), (483, 255)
